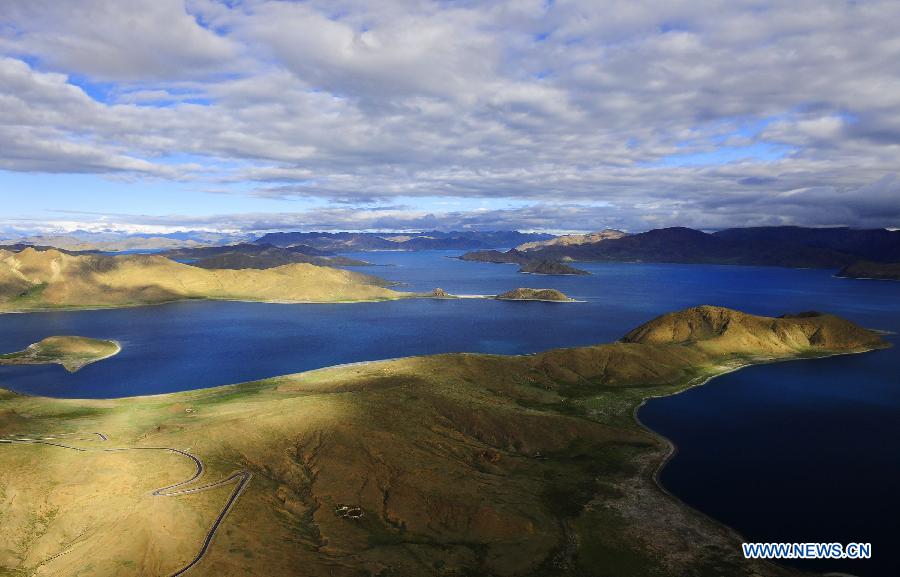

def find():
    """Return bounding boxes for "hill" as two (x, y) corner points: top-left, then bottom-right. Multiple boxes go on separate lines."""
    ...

(0, 307), (884, 576)
(0, 247), (404, 311)
(835, 260), (900, 281)
(621, 305), (884, 355)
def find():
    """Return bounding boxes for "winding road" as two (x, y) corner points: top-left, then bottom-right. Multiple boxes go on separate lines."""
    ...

(0, 431), (252, 576)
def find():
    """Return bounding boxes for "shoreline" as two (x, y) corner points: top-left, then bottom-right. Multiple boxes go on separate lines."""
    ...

(0, 294), (415, 315)
(631, 345), (887, 575)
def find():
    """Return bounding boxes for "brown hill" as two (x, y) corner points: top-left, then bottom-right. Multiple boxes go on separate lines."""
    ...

(621, 305), (883, 355)
(0, 247), (403, 311)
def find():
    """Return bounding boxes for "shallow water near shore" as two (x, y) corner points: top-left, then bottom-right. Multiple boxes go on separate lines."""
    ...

(0, 250), (898, 575)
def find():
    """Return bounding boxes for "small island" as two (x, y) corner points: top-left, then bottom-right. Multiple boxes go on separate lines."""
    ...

(518, 259), (589, 275)
(495, 288), (573, 302)
(836, 260), (900, 281)
(0, 336), (121, 372)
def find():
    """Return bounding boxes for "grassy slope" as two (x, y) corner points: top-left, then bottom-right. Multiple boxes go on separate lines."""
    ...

(0, 306), (888, 577)
(0, 336), (121, 372)
(0, 248), (405, 312)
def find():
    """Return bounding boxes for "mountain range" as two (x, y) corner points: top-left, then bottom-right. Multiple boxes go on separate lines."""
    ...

(253, 230), (554, 251)
(462, 226), (900, 269)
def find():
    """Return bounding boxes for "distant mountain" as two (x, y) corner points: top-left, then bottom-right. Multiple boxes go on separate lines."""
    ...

(6, 231), (251, 252)
(515, 229), (627, 251)
(253, 232), (399, 251)
(160, 243), (369, 269)
(253, 230), (554, 251)
(462, 226), (897, 269)
(0, 243), (100, 255)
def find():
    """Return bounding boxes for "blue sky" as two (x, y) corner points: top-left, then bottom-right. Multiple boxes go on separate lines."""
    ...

(1, 0), (899, 235)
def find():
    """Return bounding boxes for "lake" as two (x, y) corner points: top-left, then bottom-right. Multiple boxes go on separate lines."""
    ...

(0, 251), (897, 576)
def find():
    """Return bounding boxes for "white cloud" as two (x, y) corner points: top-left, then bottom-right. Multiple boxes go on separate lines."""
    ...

(1, 0), (900, 230)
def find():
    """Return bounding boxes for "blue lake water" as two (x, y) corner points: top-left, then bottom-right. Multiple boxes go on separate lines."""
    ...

(0, 251), (897, 576)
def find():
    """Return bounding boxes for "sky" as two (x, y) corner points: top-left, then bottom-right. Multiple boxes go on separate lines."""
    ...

(1, 0), (899, 236)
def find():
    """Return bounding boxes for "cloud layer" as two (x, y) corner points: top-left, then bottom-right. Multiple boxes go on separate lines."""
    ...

(1, 0), (899, 231)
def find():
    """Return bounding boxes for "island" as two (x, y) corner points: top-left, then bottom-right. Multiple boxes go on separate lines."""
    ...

(0, 306), (885, 576)
(496, 287), (573, 301)
(0, 247), (407, 312)
(458, 250), (589, 276)
(0, 336), (120, 372)
(518, 259), (589, 275)
(836, 260), (900, 280)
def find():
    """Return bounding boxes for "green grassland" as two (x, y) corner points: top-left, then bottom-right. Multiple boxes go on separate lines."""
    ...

(0, 306), (889, 577)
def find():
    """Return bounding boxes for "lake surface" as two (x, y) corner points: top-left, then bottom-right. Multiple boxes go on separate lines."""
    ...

(1, 251), (897, 576)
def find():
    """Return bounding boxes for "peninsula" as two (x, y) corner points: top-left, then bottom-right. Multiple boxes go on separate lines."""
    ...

(0, 336), (120, 372)
(836, 260), (900, 281)
(0, 247), (406, 312)
(0, 306), (886, 577)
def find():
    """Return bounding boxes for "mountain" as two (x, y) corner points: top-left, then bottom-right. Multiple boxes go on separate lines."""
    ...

(253, 230), (554, 251)
(515, 229), (627, 251)
(462, 226), (896, 269)
(835, 260), (900, 280)
(0, 307), (883, 576)
(160, 243), (369, 269)
(0, 247), (402, 311)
